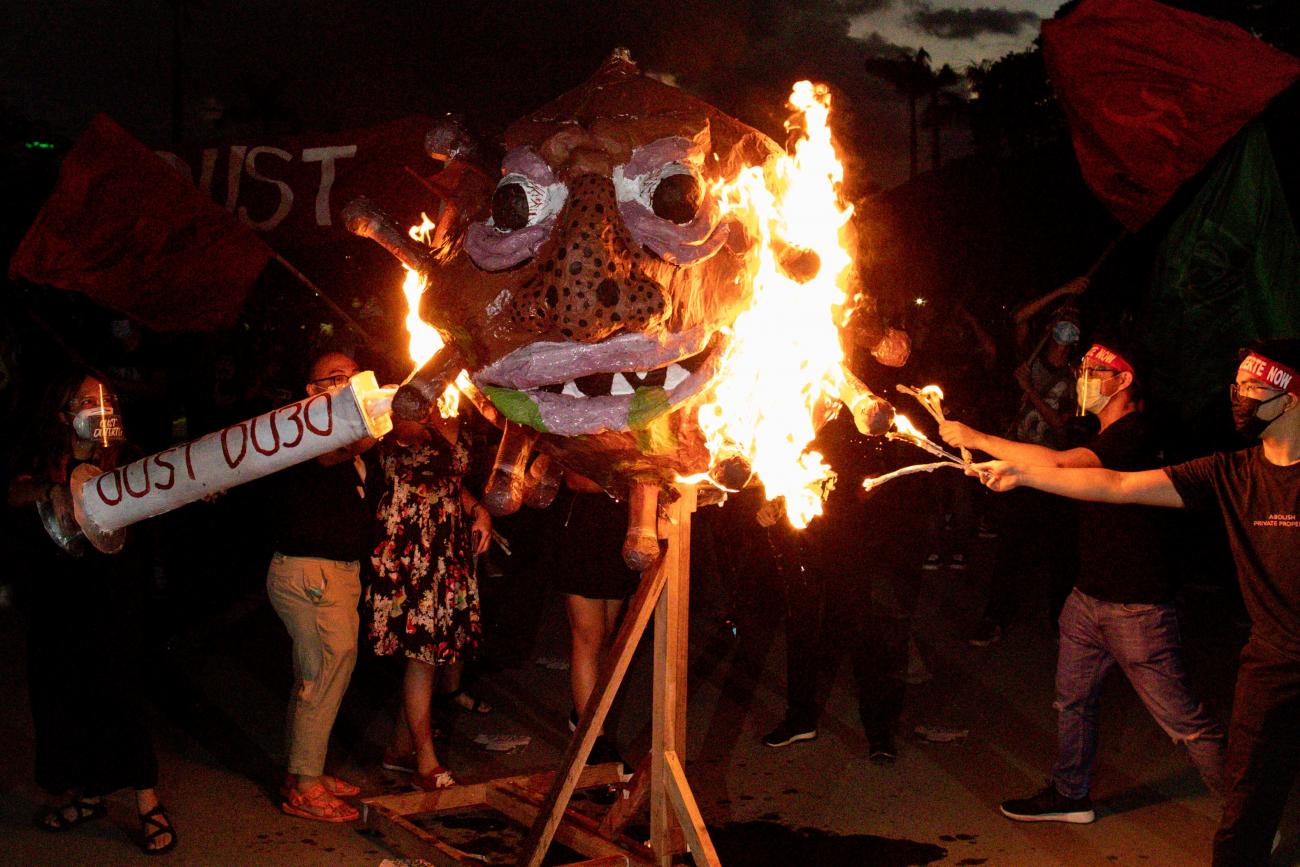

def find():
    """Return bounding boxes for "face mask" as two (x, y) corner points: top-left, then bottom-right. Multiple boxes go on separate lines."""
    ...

(72, 407), (124, 444)
(1231, 391), (1286, 440)
(1053, 321), (1080, 345)
(1076, 371), (1118, 415)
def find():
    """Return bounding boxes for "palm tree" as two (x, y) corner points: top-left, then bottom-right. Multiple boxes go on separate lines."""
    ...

(865, 48), (959, 178)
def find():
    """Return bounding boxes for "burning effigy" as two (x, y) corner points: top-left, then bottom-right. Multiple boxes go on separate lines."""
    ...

(346, 49), (902, 569)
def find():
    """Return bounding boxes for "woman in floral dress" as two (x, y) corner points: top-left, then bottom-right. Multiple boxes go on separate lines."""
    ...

(368, 413), (490, 790)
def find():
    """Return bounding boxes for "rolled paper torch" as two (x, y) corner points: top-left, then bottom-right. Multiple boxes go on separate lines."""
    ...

(522, 453), (563, 510)
(482, 422), (535, 516)
(622, 481), (661, 572)
(391, 344), (467, 422)
(840, 371), (894, 436)
(70, 372), (395, 554)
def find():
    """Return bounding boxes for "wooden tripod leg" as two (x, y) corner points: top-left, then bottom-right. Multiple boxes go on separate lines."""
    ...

(519, 555), (669, 867)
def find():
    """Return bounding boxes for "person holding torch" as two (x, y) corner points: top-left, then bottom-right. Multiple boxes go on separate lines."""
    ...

(969, 338), (1300, 866)
(942, 340), (1225, 825)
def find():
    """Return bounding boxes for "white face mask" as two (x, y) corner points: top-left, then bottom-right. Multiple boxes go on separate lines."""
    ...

(1077, 372), (1114, 415)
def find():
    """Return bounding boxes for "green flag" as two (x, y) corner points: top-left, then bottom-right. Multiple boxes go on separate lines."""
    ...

(1140, 122), (1300, 431)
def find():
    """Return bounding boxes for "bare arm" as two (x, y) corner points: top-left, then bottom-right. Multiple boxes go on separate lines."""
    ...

(1012, 277), (1088, 324)
(941, 421), (1099, 468)
(975, 461), (1185, 508)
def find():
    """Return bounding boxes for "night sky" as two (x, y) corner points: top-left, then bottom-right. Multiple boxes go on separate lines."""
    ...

(2, 0), (1061, 189)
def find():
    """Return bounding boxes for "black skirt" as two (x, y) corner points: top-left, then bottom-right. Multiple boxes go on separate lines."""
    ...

(552, 491), (642, 600)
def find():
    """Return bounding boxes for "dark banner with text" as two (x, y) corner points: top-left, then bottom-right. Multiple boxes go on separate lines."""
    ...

(155, 115), (444, 247)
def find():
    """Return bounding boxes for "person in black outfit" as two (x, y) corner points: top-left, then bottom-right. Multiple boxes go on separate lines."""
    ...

(6, 369), (176, 854)
(944, 341), (1224, 823)
(759, 345), (932, 764)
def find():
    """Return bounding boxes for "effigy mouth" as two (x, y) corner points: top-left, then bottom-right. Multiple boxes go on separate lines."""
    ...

(472, 328), (725, 436)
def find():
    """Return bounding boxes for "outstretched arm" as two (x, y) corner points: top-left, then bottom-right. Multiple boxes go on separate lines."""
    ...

(941, 421), (1099, 469)
(974, 462), (1184, 508)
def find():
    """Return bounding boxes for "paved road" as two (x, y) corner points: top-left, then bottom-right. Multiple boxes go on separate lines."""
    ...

(1, 525), (1294, 866)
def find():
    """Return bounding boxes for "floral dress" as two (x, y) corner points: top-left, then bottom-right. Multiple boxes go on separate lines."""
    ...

(367, 432), (480, 665)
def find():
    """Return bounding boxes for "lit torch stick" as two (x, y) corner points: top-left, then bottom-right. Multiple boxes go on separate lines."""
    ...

(862, 412), (989, 493)
(896, 384), (970, 464)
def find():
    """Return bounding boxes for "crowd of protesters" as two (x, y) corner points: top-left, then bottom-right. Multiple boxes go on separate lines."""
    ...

(1, 271), (1297, 866)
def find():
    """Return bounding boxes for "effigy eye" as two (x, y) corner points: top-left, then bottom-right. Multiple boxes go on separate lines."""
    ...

(651, 172), (701, 224)
(492, 182), (531, 231)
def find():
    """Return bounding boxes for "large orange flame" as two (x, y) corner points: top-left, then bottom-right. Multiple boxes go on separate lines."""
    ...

(403, 214), (462, 417)
(694, 81), (856, 528)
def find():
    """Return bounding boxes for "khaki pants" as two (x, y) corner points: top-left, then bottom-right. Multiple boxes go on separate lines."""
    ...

(266, 553), (360, 777)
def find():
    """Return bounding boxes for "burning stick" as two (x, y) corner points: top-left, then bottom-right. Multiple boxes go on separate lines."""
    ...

(861, 460), (967, 492)
(886, 416), (968, 465)
(896, 384), (970, 463)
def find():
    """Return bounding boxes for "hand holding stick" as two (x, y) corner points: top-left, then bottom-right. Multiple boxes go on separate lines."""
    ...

(896, 384), (971, 463)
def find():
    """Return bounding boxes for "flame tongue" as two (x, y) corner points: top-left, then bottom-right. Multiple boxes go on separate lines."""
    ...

(695, 81), (856, 528)
(402, 215), (463, 417)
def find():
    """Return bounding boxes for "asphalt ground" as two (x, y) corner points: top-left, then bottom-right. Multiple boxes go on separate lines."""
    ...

(1, 511), (1297, 866)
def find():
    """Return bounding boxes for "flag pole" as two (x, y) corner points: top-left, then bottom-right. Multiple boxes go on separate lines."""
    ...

(270, 253), (389, 357)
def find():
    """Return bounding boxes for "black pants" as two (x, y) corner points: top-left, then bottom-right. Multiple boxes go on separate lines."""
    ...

(776, 522), (920, 743)
(26, 548), (159, 797)
(1212, 638), (1300, 866)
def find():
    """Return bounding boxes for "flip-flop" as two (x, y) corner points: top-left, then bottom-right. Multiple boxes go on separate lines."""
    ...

(137, 804), (178, 856)
(281, 783), (359, 823)
(36, 797), (107, 832)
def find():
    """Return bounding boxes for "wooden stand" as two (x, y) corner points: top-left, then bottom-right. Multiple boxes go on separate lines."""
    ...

(361, 483), (721, 867)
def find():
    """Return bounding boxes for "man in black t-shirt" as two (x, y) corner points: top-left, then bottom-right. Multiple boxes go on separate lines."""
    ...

(974, 339), (1300, 866)
(266, 351), (380, 824)
(943, 342), (1224, 825)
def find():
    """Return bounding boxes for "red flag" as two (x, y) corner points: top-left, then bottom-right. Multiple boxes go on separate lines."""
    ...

(9, 114), (274, 331)
(1042, 0), (1300, 230)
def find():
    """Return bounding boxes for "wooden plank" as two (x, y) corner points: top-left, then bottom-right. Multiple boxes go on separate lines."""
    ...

(491, 784), (654, 865)
(664, 749), (721, 867)
(362, 765), (624, 819)
(363, 802), (477, 866)
(558, 857), (631, 867)
(597, 753), (651, 839)
(518, 557), (669, 867)
(651, 490), (688, 865)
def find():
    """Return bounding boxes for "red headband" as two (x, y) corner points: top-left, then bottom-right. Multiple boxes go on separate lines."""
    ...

(1082, 343), (1133, 374)
(1239, 352), (1300, 396)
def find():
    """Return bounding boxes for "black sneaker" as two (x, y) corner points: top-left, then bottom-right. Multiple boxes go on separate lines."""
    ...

(762, 719), (817, 748)
(868, 734), (897, 766)
(999, 783), (1095, 824)
(588, 735), (628, 776)
(966, 620), (1002, 647)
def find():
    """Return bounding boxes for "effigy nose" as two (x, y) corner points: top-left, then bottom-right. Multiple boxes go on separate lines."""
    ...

(508, 173), (667, 342)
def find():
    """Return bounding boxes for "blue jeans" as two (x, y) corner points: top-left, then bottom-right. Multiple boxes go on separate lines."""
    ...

(1053, 588), (1225, 800)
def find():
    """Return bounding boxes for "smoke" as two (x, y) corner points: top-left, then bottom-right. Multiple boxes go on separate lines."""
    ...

(908, 3), (1040, 40)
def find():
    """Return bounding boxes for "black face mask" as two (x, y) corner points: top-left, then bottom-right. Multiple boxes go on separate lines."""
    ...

(1231, 392), (1286, 440)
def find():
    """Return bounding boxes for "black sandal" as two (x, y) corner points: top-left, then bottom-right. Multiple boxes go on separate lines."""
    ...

(36, 797), (107, 832)
(137, 804), (178, 856)
(440, 688), (492, 714)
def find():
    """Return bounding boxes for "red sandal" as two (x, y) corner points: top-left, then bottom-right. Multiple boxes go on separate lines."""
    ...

(280, 773), (359, 799)
(281, 783), (359, 823)
(413, 767), (457, 791)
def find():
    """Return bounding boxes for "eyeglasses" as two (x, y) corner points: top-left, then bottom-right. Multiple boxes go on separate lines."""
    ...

(1230, 382), (1284, 401)
(1071, 365), (1120, 380)
(310, 374), (352, 389)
